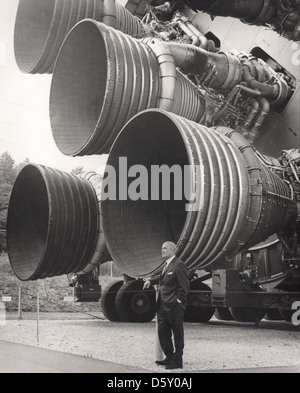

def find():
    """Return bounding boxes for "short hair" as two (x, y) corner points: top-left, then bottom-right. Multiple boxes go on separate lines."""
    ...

(163, 241), (178, 254)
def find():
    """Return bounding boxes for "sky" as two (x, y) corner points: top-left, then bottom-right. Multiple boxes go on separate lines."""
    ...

(0, 0), (124, 174)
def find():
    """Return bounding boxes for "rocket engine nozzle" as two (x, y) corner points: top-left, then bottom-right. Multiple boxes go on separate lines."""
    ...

(101, 110), (297, 278)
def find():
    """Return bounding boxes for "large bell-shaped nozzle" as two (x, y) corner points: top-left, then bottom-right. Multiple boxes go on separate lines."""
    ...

(101, 109), (297, 278)
(49, 21), (205, 157)
(7, 164), (108, 281)
(14, 0), (144, 74)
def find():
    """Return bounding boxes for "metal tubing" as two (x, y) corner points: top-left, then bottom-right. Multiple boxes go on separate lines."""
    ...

(77, 172), (111, 276)
(165, 41), (209, 76)
(50, 22), (205, 156)
(248, 97), (271, 142)
(101, 110), (297, 278)
(102, 0), (117, 28)
(7, 164), (100, 281)
(242, 67), (278, 100)
(238, 98), (260, 137)
(185, 21), (209, 49)
(167, 43), (243, 91)
(174, 17), (209, 49)
(141, 37), (177, 112)
(13, 0), (144, 74)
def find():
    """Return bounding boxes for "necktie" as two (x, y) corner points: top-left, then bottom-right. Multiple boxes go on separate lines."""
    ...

(162, 262), (168, 275)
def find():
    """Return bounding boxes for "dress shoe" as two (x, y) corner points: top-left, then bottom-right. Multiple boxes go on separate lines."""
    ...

(165, 363), (183, 370)
(155, 358), (171, 366)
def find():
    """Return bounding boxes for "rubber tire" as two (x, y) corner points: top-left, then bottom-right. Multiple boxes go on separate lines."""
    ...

(100, 280), (124, 321)
(229, 307), (266, 323)
(214, 307), (234, 321)
(115, 280), (156, 323)
(184, 280), (215, 323)
(279, 309), (294, 322)
(265, 309), (283, 321)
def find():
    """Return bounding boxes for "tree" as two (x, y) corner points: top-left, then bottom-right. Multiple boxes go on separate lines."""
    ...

(0, 151), (16, 184)
(0, 182), (11, 252)
(15, 157), (30, 176)
(0, 182), (12, 229)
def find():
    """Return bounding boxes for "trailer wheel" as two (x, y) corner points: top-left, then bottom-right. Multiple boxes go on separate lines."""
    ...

(229, 307), (266, 323)
(115, 280), (156, 323)
(100, 279), (124, 321)
(265, 309), (283, 321)
(184, 280), (215, 323)
(214, 307), (234, 321)
(279, 309), (293, 322)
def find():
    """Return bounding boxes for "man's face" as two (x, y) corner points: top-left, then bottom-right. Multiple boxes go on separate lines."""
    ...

(161, 243), (175, 259)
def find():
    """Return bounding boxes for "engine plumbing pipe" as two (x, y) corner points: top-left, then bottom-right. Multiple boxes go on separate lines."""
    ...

(77, 171), (111, 276)
(166, 43), (290, 102)
(238, 98), (260, 137)
(13, 0), (144, 74)
(7, 164), (108, 281)
(101, 109), (297, 278)
(173, 14), (209, 49)
(242, 67), (279, 100)
(247, 97), (271, 143)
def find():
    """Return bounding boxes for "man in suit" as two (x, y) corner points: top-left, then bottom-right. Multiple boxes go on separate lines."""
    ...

(143, 241), (190, 370)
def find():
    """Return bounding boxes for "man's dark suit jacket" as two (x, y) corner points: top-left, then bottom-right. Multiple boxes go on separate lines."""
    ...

(150, 257), (189, 311)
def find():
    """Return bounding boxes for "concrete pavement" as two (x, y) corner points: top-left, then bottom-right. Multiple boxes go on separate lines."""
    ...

(0, 340), (151, 373)
(0, 340), (299, 373)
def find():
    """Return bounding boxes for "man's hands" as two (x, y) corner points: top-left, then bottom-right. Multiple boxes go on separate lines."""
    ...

(143, 280), (151, 290)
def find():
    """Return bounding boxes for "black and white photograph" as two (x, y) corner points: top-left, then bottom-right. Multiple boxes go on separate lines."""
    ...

(0, 0), (299, 377)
